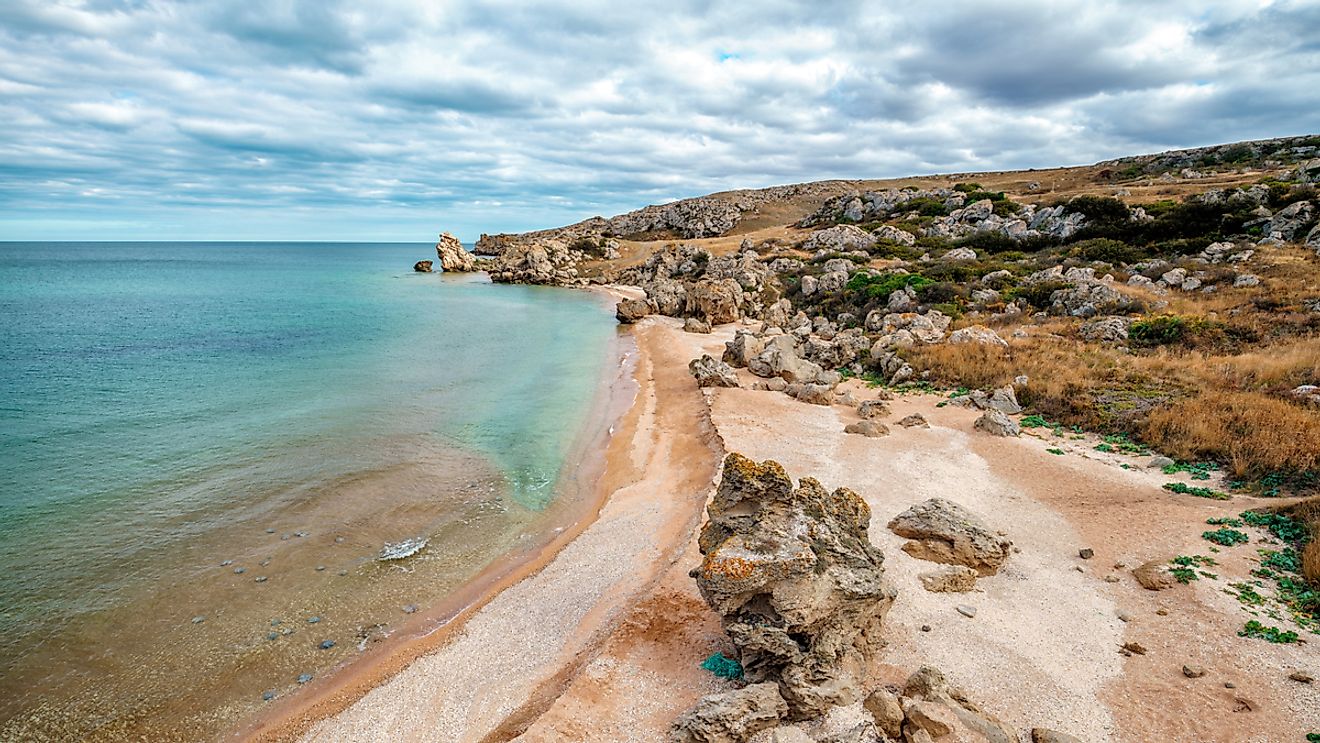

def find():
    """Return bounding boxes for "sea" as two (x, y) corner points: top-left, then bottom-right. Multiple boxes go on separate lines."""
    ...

(0, 241), (620, 740)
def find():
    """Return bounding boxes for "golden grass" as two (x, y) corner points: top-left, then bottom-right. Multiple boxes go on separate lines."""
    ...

(1144, 392), (1320, 476)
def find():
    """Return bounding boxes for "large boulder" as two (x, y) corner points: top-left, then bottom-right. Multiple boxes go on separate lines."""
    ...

(690, 278), (745, 325)
(690, 354), (740, 388)
(948, 325), (1008, 348)
(1079, 316), (1130, 342)
(973, 410), (1020, 437)
(413, 260), (433, 272)
(887, 498), (1012, 575)
(692, 454), (897, 720)
(724, 331), (767, 368)
(616, 297), (651, 324)
(435, 232), (477, 272)
(670, 683), (787, 743)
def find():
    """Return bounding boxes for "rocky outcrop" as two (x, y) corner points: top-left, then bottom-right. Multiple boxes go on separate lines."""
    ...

(887, 498), (1012, 576)
(435, 232), (477, 272)
(671, 683), (787, 743)
(802, 224), (876, 254)
(948, 325), (1008, 348)
(690, 355), (741, 388)
(413, 260), (433, 272)
(487, 242), (583, 286)
(690, 278), (745, 325)
(1080, 316), (1130, 342)
(844, 420), (889, 438)
(616, 297), (651, 324)
(690, 454), (896, 722)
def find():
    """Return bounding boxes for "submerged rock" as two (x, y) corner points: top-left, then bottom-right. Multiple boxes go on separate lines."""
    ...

(413, 260), (433, 273)
(689, 454), (896, 721)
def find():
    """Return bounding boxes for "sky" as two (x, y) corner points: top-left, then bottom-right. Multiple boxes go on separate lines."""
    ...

(1, 1), (1319, 242)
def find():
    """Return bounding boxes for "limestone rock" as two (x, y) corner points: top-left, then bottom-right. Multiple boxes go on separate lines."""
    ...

(693, 454), (896, 720)
(897, 413), (929, 428)
(918, 565), (979, 593)
(858, 400), (890, 419)
(1079, 316), (1130, 342)
(1133, 559), (1179, 591)
(844, 420), (890, 438)
(690, 278), (745, 325)
(435, 232), (477, 272)
(724, 331), (766, 368)
(803, 224), (876, 254)
(1032, 729), (1084, 743)
(973, 410), (1020, 437)
(685, 317), (714, 334)
(948, 325), (1008, 348)
(887, 498), (1012, 575)
(690, 355), (740, 388)
(413, 260), (433, 272)
(670, 682), (788, 743)
(616, 297), (652, 324)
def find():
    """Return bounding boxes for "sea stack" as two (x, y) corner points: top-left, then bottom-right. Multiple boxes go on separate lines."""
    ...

(435, 232), (477, 272)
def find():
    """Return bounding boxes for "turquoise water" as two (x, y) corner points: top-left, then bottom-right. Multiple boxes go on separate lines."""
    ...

(0, 241), (618, 737)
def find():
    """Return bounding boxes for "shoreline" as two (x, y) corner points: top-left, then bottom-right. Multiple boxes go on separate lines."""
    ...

(237, 284), (659, 742)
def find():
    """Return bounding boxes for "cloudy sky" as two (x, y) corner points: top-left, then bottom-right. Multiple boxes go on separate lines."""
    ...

(2, 1), (1318, 241)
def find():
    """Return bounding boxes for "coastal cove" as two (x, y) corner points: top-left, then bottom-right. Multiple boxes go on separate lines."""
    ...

(0, 242), (624, 741)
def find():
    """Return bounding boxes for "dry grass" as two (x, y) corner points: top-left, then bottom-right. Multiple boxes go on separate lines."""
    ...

(1307, 538), (1320, 585)
(1144, 392), (1320, 476)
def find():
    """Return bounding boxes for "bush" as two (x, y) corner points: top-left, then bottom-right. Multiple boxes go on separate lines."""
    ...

(901, 197), (950, 217)
(916, 281), (963, 305)
(953, 182), (983, 193)
(1071, 238), (1146, 265)
(1007, 280), (1069, 310)
(1129, 316), (1190, 345)
(1067, 195), (1131, 225)
(845, 272), (932, 302)
(1144, 391), (1320, 478)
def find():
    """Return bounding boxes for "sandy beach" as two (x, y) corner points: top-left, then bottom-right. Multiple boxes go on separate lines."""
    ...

(244, 315), (1318, 743)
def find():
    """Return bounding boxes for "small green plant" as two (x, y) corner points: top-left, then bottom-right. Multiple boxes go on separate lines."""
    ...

(844, 272), (934, 302)
(1163, 482), (1230, 500)
(1241, 511), (1310, 543)
(700, 652), (744, 680)
(1102, 432), (1148, 455)
(1094, 443), (1114, 453)
(1202, 528), (1249, 546)
(1306, 733), (1320, 742)
(1237, 620), (1298, 643)
(1170, 555), (1217, 583)
(1227, 582), (1266, 606)
(1046, 448), (1066, 456)
(1206, 517), (1243, 527)
(1162, 461), (1217, 480)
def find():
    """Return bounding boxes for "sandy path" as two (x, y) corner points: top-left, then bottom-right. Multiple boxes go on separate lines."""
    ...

(291, 320), (722, 743)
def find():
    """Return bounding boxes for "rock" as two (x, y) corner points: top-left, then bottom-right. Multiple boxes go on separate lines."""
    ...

(874, 224), (916, 246)
(1289, 670), (1314, 683)
(684, 317), (713, 334)
(402, 604), (418, 614)
(614, 297), (651, 323)
(435, 232), (477, 272)
(788, 382), (834, 406)
(191, 615), (205, 624)
(690, 355), (741, 388)
(307, 616), (321, 624)
(863, 688), (904, 738)
(1079, 316), (1130, 343)
(1133, 560), (1179, 591)
(413, 260), (433, 272)
(1147, 456), (1175, 469)
(973, 410), (1020, 437)
(1183, 665), (1207, 678)
(319, 639), (335, 650)
(904, 700), (957, 738)
(956, 604), (977, 618)
(800, 275), (819, 297)
(942, 247), (978, 261)
(1079, 548), (1095, 560)
(692, 454), (896, 720)
(690, 278), (745, 325)
(766, 727), (815, 743)
(262, 690), (276, 701)
(919, 565), (978, 593)
(887, 498), (1013, 575)
(1121, 642), (1147, 656)
(1032, 729), (1084, 743)
(723, 331), (766, 368)
(297, 673), (313, 684)
(948, 325), (1008, 348)
(844, 420), (890, 438)
(897, 413), (929, 428)
(488, 241), (581, 286)
(857, 400), (889, 419)
(670, 683), (788, 743)
(803, 224), (876, 254)
(1233, 274), (1261, 288)
(961, 386), (1022, 415)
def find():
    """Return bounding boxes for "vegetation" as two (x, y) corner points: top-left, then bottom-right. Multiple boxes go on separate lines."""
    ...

(1237, 620), (1298, 643)
(700, 652), (744, 680)
(1163, 482), (1230, 500)
(1202, 527), (1249, 546)
(1170, 555), (1217, 583)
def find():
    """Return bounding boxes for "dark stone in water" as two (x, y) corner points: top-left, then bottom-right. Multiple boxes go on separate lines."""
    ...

(254, 576), (268, 583)
(307, 616), (321, 624)
(266, 528), (276, 534)
(271, 619), (281, 626)
(191, 616), (205, 624)
(267, 632), (279, 641)
(295, 531), (308, 538)
(315, 565), (326, 572)
(297, 673), (313, 684)
(334, 536), (345, 544)
(319, 640), (335, 650)
(262, 690), (276, 701)
(402, 604), (418, 614)
(220, 560), (233, 567)
(260, 558), (271, 567)
(281, 534), (290, 541)
(234, 567), (246, 574)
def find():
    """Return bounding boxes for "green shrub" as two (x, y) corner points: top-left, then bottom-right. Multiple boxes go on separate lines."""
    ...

(1129, 316), (1191, 346)
(845, 272), (933, 301)
(1067, 195), (1131, 225)
(1163, 482), (1230, 500)
(1240, 511), (1310, 543)
(1238, 620), (1298, 643)
(953, 182), (983, 193)
(901, 197), (951, 217)
(1202, 528), (1249, 546)
(1007, 280), (1069, 310)
(917, 281), (963, 305)
(1070, 238), (1146, 265)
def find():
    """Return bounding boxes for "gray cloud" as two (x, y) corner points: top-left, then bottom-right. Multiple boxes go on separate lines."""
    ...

(0, 0), (1317, 241)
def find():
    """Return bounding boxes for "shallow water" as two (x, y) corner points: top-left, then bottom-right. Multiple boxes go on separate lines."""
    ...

(0, 242), (617, 739)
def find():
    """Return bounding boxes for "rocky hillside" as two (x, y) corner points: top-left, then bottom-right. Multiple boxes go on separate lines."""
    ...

(458, 136), (1320, 497)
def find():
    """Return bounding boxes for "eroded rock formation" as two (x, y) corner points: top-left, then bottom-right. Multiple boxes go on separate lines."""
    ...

(435, 232), (477, 272)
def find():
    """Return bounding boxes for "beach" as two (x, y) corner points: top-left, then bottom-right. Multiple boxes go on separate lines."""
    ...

(251, 314), (1318, 743)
